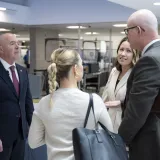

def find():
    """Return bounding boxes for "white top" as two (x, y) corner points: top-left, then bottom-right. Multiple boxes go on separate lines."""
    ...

(0, 58), (19, 82)
(141, 39), (160, 56)
(28, 88), (113, 160)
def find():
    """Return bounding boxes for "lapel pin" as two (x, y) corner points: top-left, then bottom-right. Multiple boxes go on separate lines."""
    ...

(20, 70), (22, 72)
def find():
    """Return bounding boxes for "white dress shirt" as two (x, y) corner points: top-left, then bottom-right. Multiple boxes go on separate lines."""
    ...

(141, 39), (160, 56)
(0, 58), (19, 82)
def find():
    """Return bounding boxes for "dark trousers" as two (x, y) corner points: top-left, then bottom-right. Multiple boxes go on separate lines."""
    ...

(0, 120), (25, 160)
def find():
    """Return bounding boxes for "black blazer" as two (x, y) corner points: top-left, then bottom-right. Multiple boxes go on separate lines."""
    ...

(118, 41), (160, 160)
(0, 61), (34, 147)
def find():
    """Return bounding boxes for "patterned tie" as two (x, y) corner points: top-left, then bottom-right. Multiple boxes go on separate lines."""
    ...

(10, 66), (19, 95)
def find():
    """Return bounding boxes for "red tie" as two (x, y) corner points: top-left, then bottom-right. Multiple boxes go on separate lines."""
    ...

(10, 66), (19, 95)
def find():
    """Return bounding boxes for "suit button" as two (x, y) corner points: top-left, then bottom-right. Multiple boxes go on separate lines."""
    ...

(16, 115), (20, 118)
(19, 102), (21, 105)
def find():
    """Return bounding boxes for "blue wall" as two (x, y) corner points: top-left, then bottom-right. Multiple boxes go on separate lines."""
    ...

(28, 0), (136, 24)
(0, 0), (28, 6)
(0, 0), (136, 25)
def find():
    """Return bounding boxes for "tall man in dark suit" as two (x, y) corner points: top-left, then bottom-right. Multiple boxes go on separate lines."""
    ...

(118, 9), (160, 160)
(0, 33), (34, 160)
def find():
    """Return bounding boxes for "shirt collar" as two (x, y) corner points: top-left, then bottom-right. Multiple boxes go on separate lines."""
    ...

(141, 39), (160, 56)
(0, 58), (16, 71)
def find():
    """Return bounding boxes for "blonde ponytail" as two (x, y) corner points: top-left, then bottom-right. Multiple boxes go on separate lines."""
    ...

(47, 63), (57, 94)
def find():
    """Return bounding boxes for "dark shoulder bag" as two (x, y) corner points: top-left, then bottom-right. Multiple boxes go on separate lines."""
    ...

(72, 94), (128, 160)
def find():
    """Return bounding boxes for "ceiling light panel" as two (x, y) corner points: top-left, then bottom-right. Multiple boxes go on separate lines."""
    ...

(121, 31), (125, 34)
(0, 28), (10, 31)
(66, 26), (87, 29)
(85, 32), (99, 35)
(153, 2), (160, 5)
(113, 24), (127, 27)
(0, 7), (6, 11)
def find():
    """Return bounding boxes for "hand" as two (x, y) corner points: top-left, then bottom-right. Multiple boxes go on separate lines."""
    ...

(0, 139), (3, 152)
(105, 100), (121, 108)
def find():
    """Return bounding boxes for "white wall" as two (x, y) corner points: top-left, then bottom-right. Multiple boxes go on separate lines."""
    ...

(30, 28), (59, 71)
(16, 49), (27, 67)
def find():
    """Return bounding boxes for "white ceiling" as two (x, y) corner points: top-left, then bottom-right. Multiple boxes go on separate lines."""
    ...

(33, 22), (128, 35)
(0, 22), (28, 32)
(0, 22), (128, 40)
(108, 0), (160, 19)
(38, 22), (121, 29)
(0, 23), (29, 40)
(0, 22), (126, 31)
(1, 20), (160, 41)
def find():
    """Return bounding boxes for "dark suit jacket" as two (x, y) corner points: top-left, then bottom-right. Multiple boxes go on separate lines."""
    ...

(118, 41), (160, 160)
(0, 61), (34, 147)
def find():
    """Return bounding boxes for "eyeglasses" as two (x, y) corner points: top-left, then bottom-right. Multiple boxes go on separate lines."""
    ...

(124, 26), (145, 35)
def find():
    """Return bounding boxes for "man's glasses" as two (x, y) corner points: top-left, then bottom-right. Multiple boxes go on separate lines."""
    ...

(124, 26), (145, 35)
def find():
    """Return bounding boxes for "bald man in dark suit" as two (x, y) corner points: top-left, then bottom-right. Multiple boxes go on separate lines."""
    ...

(119, 9), (160, 160)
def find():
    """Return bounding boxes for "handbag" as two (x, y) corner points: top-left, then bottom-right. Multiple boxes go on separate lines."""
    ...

(72, 94), (128, 160)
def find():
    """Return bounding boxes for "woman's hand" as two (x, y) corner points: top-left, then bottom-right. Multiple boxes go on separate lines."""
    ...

(105, 100), (121, 108)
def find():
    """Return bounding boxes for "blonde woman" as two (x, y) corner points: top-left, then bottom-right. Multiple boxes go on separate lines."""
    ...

(102, 37), (138, 133)
(28, 48), (113, 160)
